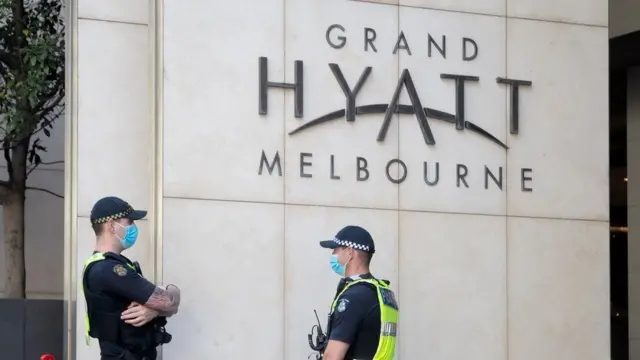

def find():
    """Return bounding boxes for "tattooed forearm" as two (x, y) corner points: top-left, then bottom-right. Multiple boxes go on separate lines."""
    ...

(157, 285), (180, 317)
(144, 285), (181, 316)
(156, 309), (174, 317)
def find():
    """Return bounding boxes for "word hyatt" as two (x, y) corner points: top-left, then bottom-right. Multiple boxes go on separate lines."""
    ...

(255, 24), (535, 192)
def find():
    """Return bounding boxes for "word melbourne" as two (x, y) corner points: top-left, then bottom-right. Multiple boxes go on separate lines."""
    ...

(256, 24), (535, 192)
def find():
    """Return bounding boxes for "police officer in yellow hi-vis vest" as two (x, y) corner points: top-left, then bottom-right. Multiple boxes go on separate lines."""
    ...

(81, 196), (181, 360)
(317, 225), (398, 360)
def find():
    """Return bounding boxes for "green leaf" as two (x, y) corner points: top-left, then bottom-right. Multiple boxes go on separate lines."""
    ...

(0, 0), (64, 161)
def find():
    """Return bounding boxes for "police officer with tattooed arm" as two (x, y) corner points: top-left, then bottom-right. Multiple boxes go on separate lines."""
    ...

(309, 225), (399, 360)
(81, 196), (181, 360)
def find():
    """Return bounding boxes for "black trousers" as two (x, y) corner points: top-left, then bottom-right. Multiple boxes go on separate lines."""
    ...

(100, 355), (156, 360)
(100, 348), (157, 360)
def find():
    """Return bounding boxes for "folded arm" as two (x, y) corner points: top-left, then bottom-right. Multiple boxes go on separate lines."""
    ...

(93, 261), (181, 317)
(144, 284), (181, 317)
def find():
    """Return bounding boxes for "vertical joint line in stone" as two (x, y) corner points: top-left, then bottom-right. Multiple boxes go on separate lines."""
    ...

(395, 6), (401, 354)
(503, 13), (509, 360)
(149, 0), (164, 290)
(396, 2), (401, 211)
(282, 0), (287, 205)
(149, 0), (157, 284)
(282, 1), (287, 358)
(63, 0), (80, 358)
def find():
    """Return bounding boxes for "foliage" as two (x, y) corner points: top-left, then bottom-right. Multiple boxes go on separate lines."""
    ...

(0, 0), (65, 298)
(0, 0), (64, 163)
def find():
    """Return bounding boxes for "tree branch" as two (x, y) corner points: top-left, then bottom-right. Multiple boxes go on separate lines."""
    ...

(26, 186), (63, 199)
(34, 77), (64, 113)
(36, 90), (64, 116)
(26, 160), (63, 176)
(0, 114), (62, 152)
(39, 160), (63, 166)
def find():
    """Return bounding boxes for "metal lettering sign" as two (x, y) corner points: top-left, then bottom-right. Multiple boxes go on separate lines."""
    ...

(255, 23), (535, 193)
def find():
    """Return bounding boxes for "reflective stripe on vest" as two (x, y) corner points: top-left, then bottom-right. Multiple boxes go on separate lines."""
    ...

(80, 252), (135, 346)
(330, 278), (399, 360)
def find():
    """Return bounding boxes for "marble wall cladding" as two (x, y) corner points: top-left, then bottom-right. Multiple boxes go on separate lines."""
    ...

(506, 0), (608, 26)
(349, 0), (399, 6)
(150, 1), (610, 360)
(283, 0), (400, 209)
(505, 18), (608, 221)
(161, 198), (285, 359)
(77, 19), (151, 216)
(632, 340), (640, 360)
(630, 68), (640, 145)
(397, 7), (507, 215)
(400, 0), (505, 16)
(163, 0), (285, 203)
(78, 0), (148, 24)
(364, 0), (609, 24)
(630, 266), (640, 339)
(399, 212), (507, 360)
(507, 217), (610, 360)
(628, 67), (640, 358)
(161, 0), (609, 219)
(73, 2), (154, 357)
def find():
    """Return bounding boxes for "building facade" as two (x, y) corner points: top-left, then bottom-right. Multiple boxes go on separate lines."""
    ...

(65, 0), (610, 359)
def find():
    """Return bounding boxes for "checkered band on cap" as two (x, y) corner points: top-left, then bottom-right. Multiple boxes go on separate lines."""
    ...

(333, 237), (371, 252)
(92, 205), (134, 224)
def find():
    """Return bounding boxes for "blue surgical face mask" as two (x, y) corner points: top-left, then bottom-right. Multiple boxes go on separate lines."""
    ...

(115, 222), (138, 249)
(330, 254), (345, 276)
(330, 249), (351, 277)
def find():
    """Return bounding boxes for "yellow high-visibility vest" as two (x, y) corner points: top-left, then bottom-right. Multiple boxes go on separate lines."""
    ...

(80, 252), (136, 345)
(330, 278), (399, 360)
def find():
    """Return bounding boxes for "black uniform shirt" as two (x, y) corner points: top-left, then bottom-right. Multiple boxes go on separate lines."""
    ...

(84, 252), (156, 356)
(329, 273), (381, 360)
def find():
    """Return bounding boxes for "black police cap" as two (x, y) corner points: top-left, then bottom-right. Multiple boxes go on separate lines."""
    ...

(320, 225), (376, 254)
(90, 196), (147, 225)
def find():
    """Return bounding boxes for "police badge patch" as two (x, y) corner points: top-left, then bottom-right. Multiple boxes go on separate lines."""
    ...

(337, 298), (350, 312)
(113, 264), (128, 276)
